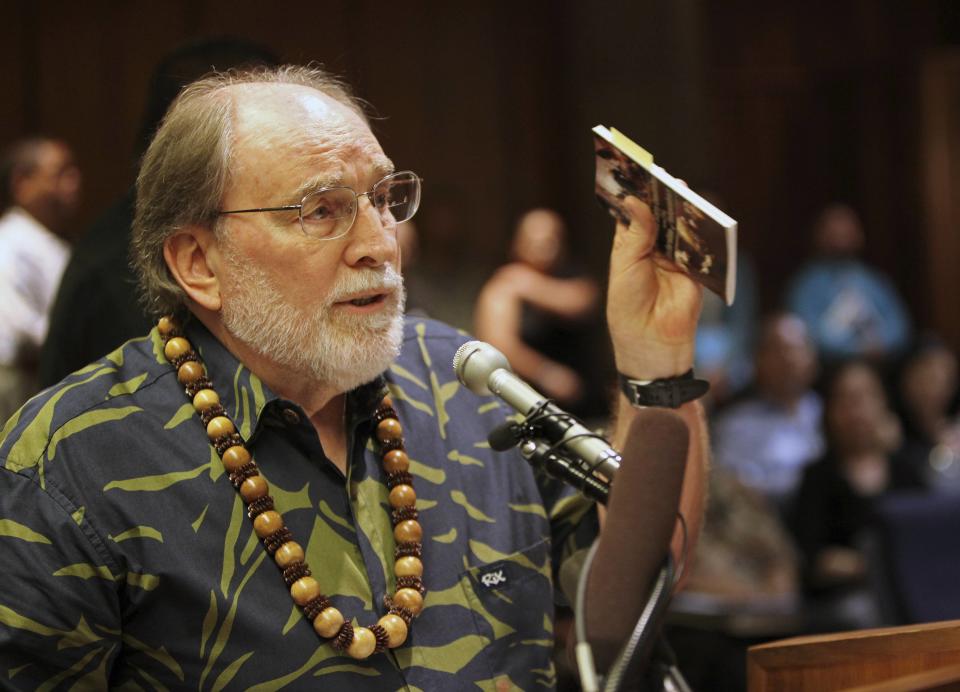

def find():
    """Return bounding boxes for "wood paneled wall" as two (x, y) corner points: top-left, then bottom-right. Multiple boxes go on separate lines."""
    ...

(921, 50), (960, 357)
(0, 0), (954, 345)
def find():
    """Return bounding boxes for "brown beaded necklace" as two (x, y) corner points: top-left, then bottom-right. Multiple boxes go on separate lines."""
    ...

(157, 316), (425, 660)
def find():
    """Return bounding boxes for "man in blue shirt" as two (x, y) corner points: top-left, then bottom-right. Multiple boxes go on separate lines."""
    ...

(712, 312), (823, 510)
(787, 203), (911, 363)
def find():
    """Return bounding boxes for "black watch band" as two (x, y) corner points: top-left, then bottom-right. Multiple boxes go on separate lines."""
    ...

(618, 369), (710, 408)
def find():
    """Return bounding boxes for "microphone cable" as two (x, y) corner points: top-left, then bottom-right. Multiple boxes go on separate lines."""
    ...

(574, 543), (683, 692)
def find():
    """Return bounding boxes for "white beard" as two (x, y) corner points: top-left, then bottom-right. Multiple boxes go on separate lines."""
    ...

(218, 242), (406, 393)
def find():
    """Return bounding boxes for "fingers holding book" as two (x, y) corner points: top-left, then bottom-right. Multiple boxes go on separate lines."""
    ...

(606, 195), (702, 381)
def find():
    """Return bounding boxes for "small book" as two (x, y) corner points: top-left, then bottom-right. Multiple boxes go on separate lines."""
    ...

(593, 124), (738, 305)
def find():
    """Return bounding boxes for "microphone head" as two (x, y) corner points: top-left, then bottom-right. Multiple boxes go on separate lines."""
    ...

(452, 340), (512, 396)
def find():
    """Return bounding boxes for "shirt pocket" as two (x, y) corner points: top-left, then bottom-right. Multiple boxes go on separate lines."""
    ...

(459, 537), (557, 687)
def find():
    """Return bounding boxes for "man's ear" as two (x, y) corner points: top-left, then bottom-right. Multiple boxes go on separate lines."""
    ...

(163, 226), (223, 312)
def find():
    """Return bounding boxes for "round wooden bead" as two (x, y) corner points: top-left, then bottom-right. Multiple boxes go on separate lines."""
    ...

(380, 395), (393, 409)
(346, 626), (377, 659)
(377, 613), (408, 648)
(253, 510), (283, 538)
(382, 449), (409, 473)
(274, 541), (304, 569)
(312, 606), (344, 638)
(376, 418), (403, 443)
(177, 360), (205, 385)
(239, 475), (269, 502)
(221, 445), (251, 472)
(290, 576), (322, 606)
(157, 316), (176, 336)
(192, 388), (220, 411)
(393, 588), (424, 615)
(393, 519), (422, 544)
(206, 416), (235, 440)
(389, 484), (416, 508)
(163, 336), (191, 361)
(395, 556), (423, 578)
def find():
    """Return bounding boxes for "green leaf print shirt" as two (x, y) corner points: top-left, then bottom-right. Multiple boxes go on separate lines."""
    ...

(0, 317), (597, 690)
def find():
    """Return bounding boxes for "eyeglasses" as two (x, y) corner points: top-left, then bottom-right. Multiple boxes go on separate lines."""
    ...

(218, 170), (422, 241)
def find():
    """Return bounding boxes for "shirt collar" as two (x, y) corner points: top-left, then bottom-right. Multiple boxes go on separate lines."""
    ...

(183, 318), (388, 440)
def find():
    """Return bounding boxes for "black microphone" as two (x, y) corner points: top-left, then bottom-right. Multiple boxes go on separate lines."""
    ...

(582, 409), (689, 674)
(452, 340), (621, 482)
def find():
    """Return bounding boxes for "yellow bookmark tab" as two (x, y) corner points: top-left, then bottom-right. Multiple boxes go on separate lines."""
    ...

(610, 128), (654, 166)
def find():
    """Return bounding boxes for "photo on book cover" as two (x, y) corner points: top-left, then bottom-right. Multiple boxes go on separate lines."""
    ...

(594, 136), (730, 301)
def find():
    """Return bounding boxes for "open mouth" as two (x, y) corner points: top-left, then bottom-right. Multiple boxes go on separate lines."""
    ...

(338, 291), (389, 308)
(349, 294), (383, 307)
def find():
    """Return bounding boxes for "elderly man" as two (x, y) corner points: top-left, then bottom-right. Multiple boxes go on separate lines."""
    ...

(0, 66), (707, 689)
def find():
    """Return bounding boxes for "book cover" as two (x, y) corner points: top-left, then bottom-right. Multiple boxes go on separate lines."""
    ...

(593, 124), (738, 305)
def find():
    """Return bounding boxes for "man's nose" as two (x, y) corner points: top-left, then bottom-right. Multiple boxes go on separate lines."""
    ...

(343, 196), (398, 267)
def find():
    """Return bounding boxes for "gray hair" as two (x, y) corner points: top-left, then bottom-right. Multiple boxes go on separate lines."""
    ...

(131, 64), (367, 317)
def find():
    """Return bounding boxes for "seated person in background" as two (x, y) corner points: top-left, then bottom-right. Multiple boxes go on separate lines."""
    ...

(711, 312), (823, 512)
(474, 208), (607, 420)
(0, 65), (708, 688)
(683, 466), (799, 602)
(666, 466), (800, 692)
(0, 137), (81, 421)
(789, 360), (924, 630)
(786, 203), (911, 365)
(892, 335), (960, 492)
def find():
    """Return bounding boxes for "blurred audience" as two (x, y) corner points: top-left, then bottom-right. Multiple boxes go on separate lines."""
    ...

(711, 312), (823, 512)
(39, 38), (278, 387)
(668, 467), (799, 692)
(786, 203), (911, 365)
(0, 137), (81, 420)
(684, 467), (799, 601)
(789, 360), (924, 629)
(405, 183), (483, 330)
(892, 335), (960, 493)
(695, 250), (757, 408)
(397, 219), (429, 317)
(474, 208), (609, 420)
(694, 190), (757, 408)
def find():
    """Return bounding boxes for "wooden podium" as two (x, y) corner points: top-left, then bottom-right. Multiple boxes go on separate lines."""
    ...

(747, 620), (960, 691)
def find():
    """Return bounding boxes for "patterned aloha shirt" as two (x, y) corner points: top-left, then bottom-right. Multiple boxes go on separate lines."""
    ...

(0, 317), (597, 690)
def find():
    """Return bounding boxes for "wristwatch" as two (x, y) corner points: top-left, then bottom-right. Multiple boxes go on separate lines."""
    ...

(618, 369), (710, 408)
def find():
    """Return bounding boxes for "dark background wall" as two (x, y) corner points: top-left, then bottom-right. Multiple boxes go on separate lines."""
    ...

(2, 0), (958, 347)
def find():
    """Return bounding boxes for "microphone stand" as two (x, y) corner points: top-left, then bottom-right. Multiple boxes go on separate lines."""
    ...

(488, 406), (692, 692)
(488, 400), (617, 504)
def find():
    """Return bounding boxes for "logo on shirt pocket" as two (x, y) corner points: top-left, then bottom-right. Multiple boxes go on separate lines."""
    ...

(479, 568), (507, 588)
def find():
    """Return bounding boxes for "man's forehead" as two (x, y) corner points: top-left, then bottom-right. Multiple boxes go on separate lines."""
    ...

(764, 315), (810, 348)
(222, 82), (391, 197)
(229, 82), (381, 158)
(31, 141), (74, 174)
